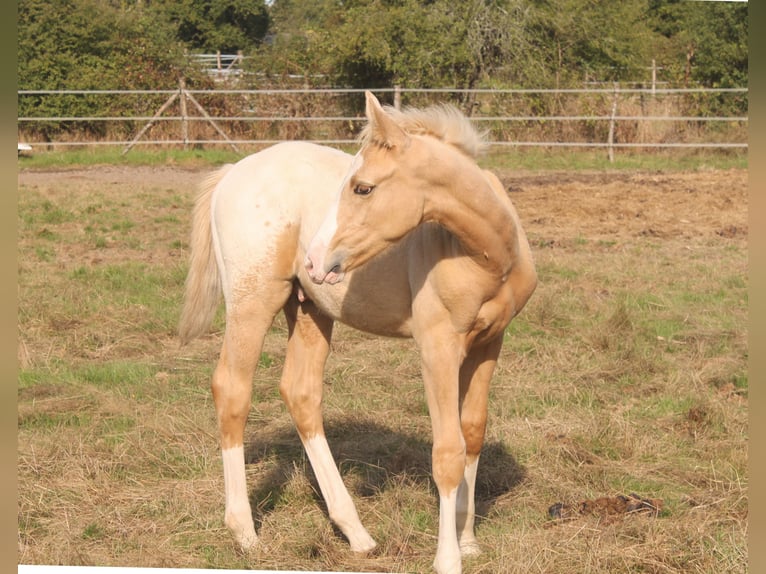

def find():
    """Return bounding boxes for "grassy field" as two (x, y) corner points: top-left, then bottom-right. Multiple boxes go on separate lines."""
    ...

(18, 145), (748, 172)
(17, 156), (747, 573)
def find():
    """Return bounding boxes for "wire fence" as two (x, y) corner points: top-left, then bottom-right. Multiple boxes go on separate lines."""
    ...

(17, 85), (748, 156)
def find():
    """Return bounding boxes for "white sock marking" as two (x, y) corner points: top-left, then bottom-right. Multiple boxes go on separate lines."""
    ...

(222, 446), (257, 549)
(457, 457), (481, 554)
(303, 435), (376, 552)
(435, 487), (462, 574)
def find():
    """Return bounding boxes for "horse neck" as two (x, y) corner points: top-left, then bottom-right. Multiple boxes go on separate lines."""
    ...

(421, 148), (517, 278)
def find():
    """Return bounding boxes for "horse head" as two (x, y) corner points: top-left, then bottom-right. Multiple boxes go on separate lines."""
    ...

(305, 91), (426, 284)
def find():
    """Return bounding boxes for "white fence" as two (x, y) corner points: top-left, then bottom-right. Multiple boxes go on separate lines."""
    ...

(17, 86), (748, 156)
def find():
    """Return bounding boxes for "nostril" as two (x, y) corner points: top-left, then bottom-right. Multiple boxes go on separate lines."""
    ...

(305, 253), (326, 284)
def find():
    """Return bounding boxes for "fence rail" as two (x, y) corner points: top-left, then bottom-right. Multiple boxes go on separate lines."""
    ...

(17, 86), (748, 156)
(17, 87), (749, 95)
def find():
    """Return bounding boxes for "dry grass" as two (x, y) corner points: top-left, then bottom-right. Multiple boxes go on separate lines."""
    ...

(17, 163), (747, 572)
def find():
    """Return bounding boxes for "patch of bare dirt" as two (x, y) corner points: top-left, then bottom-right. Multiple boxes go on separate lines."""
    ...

(497, 168), (748, 244)
(18, 165), (748, 267)
(18, 165), (205, 189)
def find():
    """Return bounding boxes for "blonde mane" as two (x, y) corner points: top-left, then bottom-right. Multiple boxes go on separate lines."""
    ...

(358, 102), (488, 159)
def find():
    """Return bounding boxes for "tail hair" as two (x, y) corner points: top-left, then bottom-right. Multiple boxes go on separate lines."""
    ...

(178, 164), (233, 344)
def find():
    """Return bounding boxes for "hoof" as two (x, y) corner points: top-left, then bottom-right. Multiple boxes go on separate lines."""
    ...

(433, 556), (462, 574)
(349, 531), (378, 554)
(226, 513), (258, 551)
(235, 529), (258, 552)
(460, 540), (481, 557)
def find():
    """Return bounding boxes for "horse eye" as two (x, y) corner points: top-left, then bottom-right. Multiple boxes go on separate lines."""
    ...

(353, 184), (374, 196)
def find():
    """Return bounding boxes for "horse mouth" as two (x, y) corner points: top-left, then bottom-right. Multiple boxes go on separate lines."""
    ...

(304, 254), (346, 285)
(323, 264), (345, 285)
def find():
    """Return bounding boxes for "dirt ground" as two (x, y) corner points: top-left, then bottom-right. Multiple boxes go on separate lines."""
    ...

(18, 164), (748, 244)
(503, 168), (748, 244)
(16, 163), (749, 573)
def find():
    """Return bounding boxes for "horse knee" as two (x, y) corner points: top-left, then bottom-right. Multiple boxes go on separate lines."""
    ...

(432, 442), (466, 494)
(279, 381), (318, 415)
(279, 380), (323, 437)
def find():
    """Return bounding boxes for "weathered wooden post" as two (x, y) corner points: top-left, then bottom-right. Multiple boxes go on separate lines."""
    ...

(607, 82), (619, 163)
(179, 77), (189, 150)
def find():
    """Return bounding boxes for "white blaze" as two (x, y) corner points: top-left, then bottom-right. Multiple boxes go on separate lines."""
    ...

(305, 152), (364, 283)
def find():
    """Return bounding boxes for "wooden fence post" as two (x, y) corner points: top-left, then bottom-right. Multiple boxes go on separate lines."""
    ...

(122, 77), (239, 155)
(394, 85), (401, 110)
(184, 90), (240, 153)
(607, 82), (619, 163)
(179, 77), (189, 149)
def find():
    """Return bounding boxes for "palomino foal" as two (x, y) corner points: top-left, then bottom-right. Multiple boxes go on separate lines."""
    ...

(179, 91), (537, 574)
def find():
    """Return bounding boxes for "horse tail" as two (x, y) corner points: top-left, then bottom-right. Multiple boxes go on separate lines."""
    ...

(178, 164), (233, 345)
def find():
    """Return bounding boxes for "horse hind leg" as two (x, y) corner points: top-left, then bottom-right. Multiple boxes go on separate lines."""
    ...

(213, 279), (292, 551)
(279, 291), (377, 553)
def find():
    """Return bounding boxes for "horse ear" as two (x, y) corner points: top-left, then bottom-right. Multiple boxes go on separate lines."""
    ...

(365, 91), (409, 149)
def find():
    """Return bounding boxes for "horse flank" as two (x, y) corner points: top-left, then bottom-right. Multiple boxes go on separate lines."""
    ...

(358, 102), (488, 159)
(178, 164), (233, 345)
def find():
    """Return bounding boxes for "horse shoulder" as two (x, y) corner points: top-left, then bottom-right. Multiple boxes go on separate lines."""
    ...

(419, 211), (536, 345)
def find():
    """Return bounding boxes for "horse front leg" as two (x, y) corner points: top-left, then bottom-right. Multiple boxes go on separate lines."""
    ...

(280, 294), (377, 553)
(420, 334), (467, 574)
(456, 334), (503, 556)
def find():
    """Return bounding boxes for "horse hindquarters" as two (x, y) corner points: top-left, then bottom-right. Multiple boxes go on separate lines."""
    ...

(216, 274), (376, 555)
(204, 155), (305, 550)
(193, 143), (368, 553)
(212, 276), (294, 550)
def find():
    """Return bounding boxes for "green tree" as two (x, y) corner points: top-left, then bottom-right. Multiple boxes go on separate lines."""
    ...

(528, 0), (655, 86)
(250, 0), (341, 78)
(248, 0), (748, 91)
(154, 0), (270, 53)
(18, 0), (187, 90)
(18, 0), (189, 139)
(647, 0), (747, 88)
(258, 0), (534, 91)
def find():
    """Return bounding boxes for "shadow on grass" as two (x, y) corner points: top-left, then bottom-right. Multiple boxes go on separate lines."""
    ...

(244, 416), (525, 532)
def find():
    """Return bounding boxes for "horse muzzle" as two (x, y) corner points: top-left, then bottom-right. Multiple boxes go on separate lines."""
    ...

(304, 248), (346, 285)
